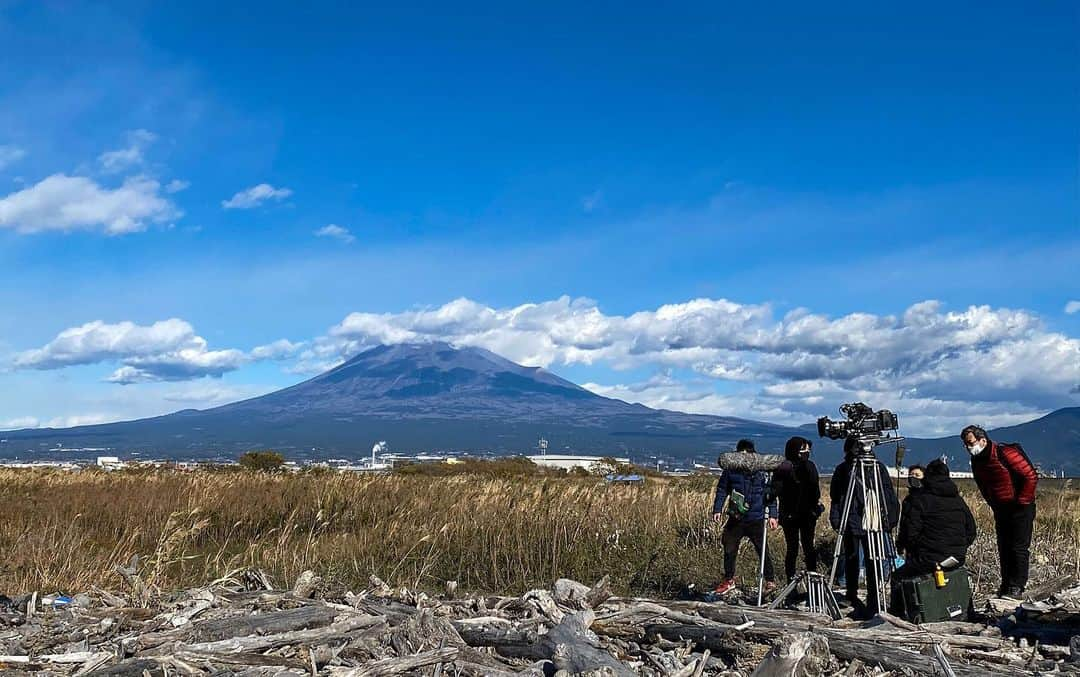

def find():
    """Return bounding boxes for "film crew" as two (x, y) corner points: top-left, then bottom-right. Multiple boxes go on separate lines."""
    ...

(770, 436), (824, 581)
(892, 459), (976, 579)
(712, 439), (779, 596)
(829, 436), (900, 618)
(962, 425), (1039, 597)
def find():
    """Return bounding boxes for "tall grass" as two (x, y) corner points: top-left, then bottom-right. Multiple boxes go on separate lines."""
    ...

(0, 469), (1075, 598)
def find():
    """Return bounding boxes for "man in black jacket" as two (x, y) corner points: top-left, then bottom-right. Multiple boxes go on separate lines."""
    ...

(771, 436), (824, 580)
(892, 459), (977, 579)
(830, 437), (900, 618)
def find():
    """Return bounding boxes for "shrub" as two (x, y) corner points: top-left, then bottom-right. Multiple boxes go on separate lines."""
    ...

(238, 450), (286, 473)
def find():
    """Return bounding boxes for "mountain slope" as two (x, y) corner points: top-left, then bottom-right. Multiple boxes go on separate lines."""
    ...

(0, 343), (796, 461)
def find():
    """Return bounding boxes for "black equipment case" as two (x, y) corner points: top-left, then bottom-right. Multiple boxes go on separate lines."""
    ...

(891, 567), (974, 623)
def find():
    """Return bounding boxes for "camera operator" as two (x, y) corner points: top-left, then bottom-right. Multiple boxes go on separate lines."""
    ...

(961, 425), (1039, 598)
(830, 436), (900, 618)
(770, 436), (824, 580)
(893, 459), (976, 578)
(711, 439), (779, 596)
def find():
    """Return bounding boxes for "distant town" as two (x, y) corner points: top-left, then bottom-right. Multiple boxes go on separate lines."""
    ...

(1, 436), (1025, 480)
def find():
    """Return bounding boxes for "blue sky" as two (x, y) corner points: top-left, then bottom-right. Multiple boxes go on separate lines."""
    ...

(0, 1), (1077, 436)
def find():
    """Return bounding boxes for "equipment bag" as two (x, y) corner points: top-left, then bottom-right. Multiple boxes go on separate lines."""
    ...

(891, 567), (974, 624)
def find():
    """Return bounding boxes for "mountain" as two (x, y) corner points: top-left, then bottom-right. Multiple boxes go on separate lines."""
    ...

(0, 342), (798, 462)
(2, 342), (1077, 471)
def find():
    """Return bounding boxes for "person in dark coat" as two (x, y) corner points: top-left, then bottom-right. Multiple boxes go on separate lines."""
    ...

(896, 465), (925, 537)
(712, 439), (779, 595)
(829, 437), (900, 617)
(892, 459), (977, 578)
(961, 425), (1039, 597)
(770, 436), (824, 580)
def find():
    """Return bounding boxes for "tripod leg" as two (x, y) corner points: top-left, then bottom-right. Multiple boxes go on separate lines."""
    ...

(828, 463), (859, 589)
(757, 515), (768, 606)
(768, 574), (800, 609)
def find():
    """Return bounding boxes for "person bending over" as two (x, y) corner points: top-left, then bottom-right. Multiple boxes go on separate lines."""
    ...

(961, 425), (1038, 597)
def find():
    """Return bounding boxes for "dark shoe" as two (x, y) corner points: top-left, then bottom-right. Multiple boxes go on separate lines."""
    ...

(851, 605), (876, 621)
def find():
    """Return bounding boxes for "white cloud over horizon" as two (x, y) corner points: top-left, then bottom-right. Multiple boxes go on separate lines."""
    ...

(1066, 300), (1080, 315)
(290, 295), (1080, 433)
(12, 319), (298, 384)
(222, 183), (292, 209)
(8, 296), (1079, 435)
(0, 173), (180, 234)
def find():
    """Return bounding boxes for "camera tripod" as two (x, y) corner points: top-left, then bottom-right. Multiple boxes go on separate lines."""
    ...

(769, 570), (842, 619)
(827, 451), (893, 616)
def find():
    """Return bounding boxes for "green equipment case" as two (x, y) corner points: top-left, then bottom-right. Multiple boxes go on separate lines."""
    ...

(891, 567), (974, 624)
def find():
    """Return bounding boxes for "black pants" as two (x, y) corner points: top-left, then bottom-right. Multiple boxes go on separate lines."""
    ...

(842, 533), (882, 612)
(722, 518), (775, 582)
(992, 502), (1036, 592)
(781, 520), (817, 580)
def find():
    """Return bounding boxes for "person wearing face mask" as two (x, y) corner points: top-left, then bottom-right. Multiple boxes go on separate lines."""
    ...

(892, 460), (976, 578)
(961, 425), (1039, 597)
(895, 465), (925, 555)
(770, 436), (824, 581)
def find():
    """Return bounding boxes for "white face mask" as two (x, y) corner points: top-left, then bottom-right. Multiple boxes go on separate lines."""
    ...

(966, 441), (987, 456)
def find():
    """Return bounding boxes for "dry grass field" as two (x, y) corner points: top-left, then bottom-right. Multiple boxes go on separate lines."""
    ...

(0, 466), (1077, 599)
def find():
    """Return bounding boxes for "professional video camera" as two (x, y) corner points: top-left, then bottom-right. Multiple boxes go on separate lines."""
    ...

(817, 402), (899, 442)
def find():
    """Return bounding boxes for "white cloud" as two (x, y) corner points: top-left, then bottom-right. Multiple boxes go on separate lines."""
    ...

(314, 223), (355, 243)
(1, 416), (40, 431)
(294, 295), (1080, 432)
(44, 413), (114, 428)
(250, 339), (304, 360)
(0, 173), (180, 235)
(1066, 301), (1080, 315)
(12, 319), (300, 384)
(98, 129), (157, 173)
(222, 183), (292, 209)
(165, 179), (190, 193)
(161, 383), (273, 407)
(0, 145), (26, 171)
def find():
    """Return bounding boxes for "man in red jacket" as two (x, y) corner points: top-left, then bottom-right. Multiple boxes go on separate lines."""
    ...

(961, 425), (1039, 598)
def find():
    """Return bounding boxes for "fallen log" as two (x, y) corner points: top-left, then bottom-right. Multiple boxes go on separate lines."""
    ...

(824, 632), (1032, 677)
(327, 646), (459, 676)
(452, 618), (545, 659)
(190, 604), (339, 642)
(169, 613), (385, 655)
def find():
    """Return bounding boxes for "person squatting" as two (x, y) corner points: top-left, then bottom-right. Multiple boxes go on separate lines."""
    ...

(710, 425), (1040, 616)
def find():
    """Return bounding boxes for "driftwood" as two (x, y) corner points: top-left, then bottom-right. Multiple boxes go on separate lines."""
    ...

(750, 632), (832, 677)
(2, 568), (1078, 675)
(190, 604), (339, 641)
